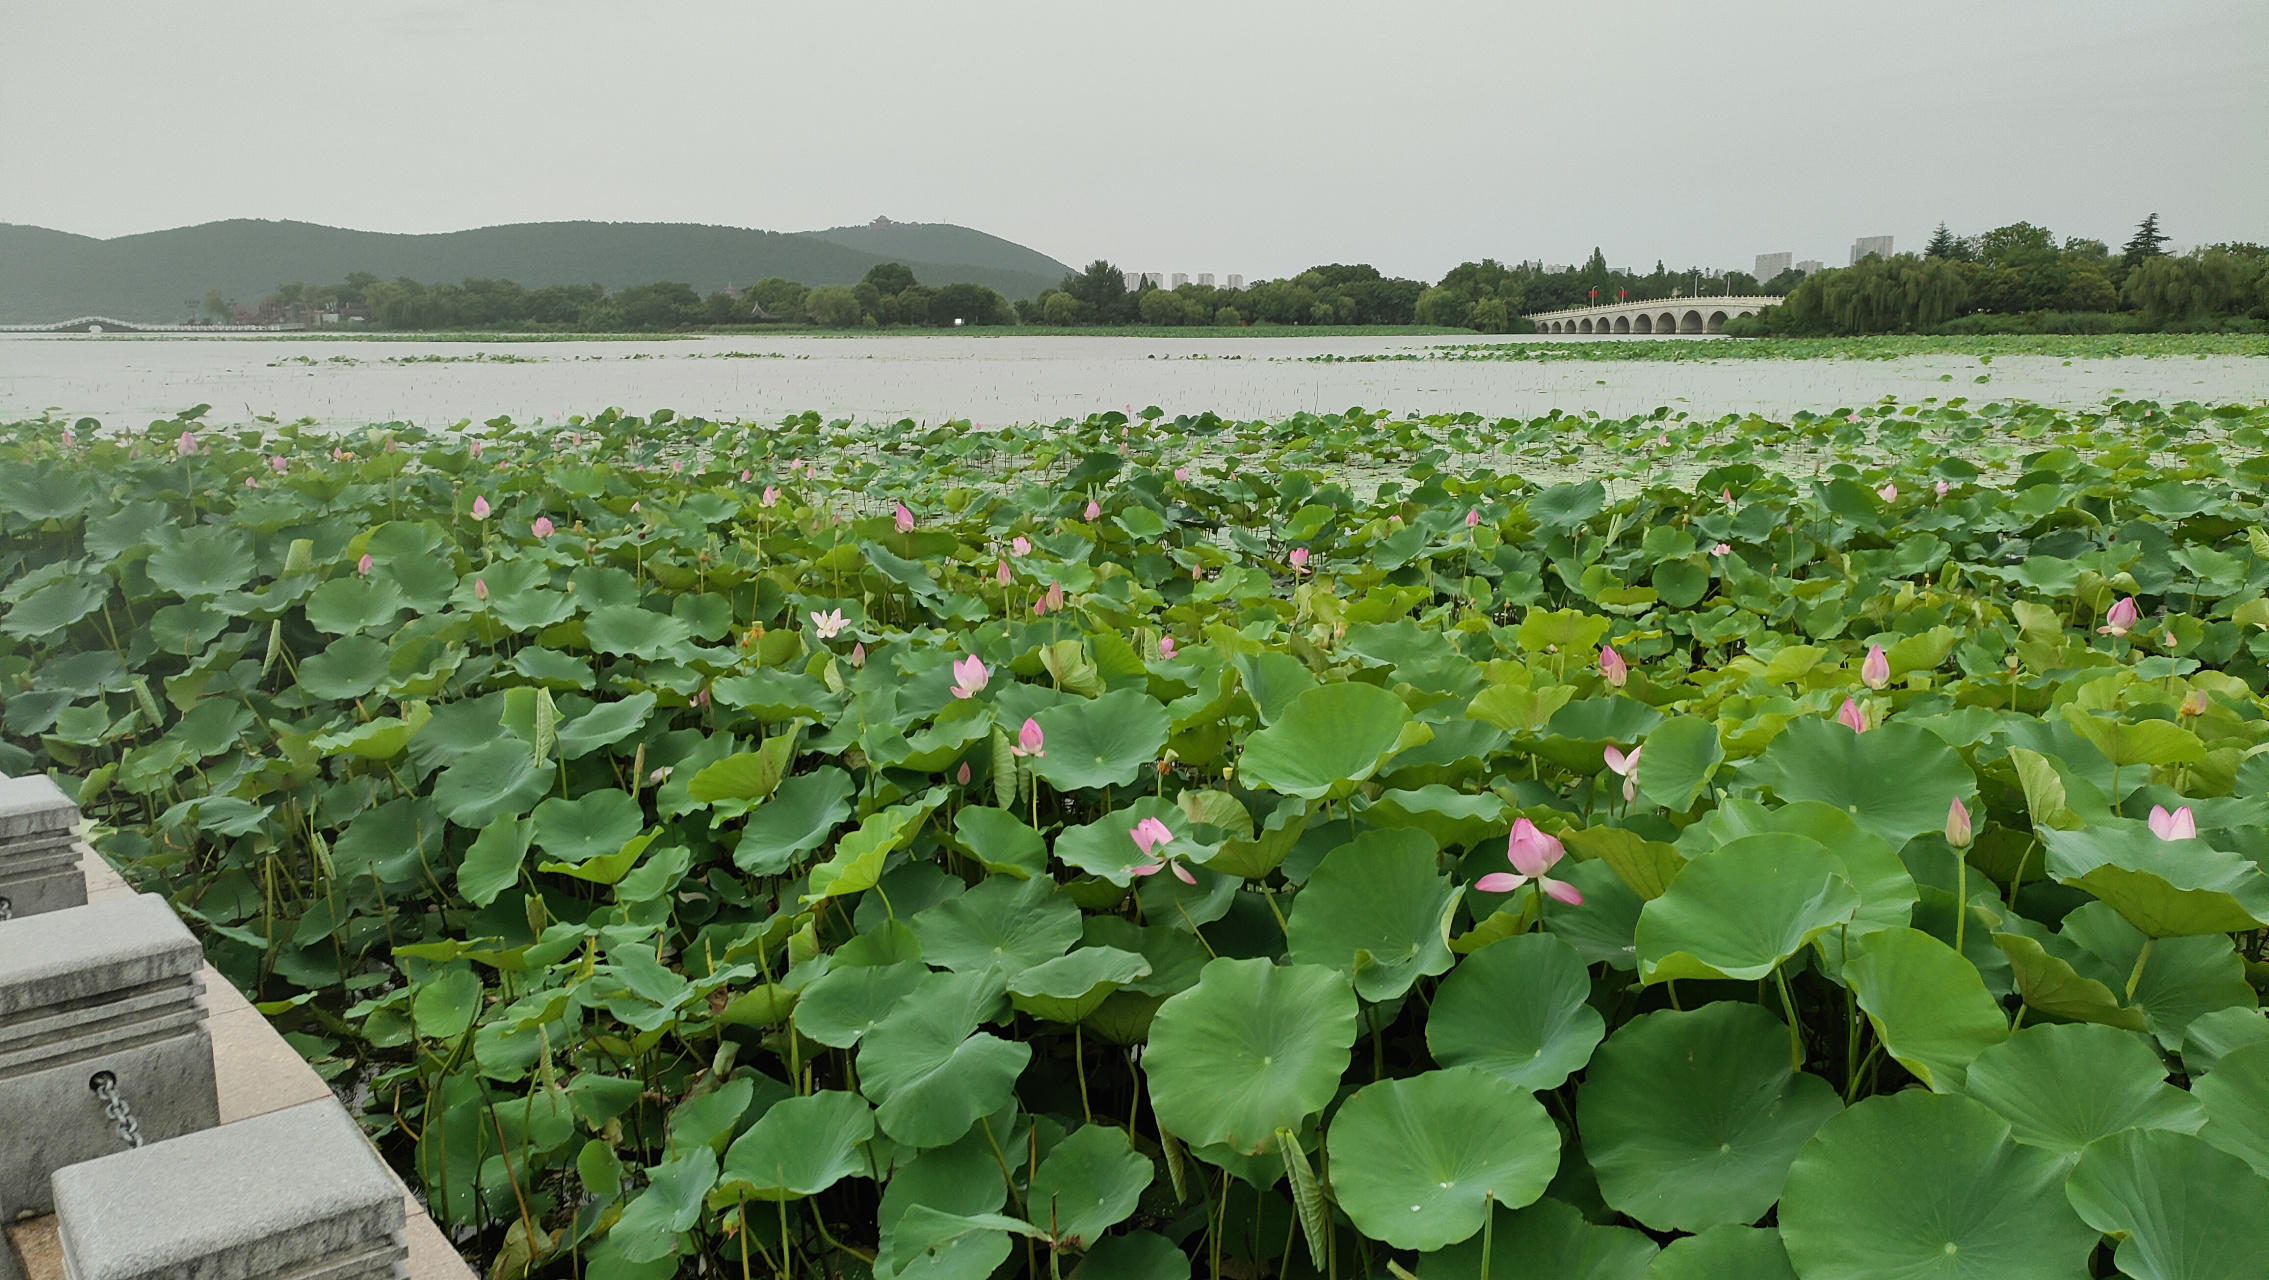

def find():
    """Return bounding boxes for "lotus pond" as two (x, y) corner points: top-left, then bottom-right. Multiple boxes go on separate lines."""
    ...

(5, 396), (2269, 1280)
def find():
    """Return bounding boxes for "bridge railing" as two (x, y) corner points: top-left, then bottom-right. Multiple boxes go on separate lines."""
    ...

(1520, 296), (1782, 321)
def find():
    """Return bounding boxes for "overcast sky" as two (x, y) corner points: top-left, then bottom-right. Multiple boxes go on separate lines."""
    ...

(4, 1), (2264, 281)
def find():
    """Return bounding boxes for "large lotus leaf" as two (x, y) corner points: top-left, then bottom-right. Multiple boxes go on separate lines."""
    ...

(953, 806), (1048, 879)
(1413, 1198), (1655, 1280)
(1750, 717), (1975, 845)
(1067, 1232), (1189, 1280)
(910, 874), (1081, 979)
(1358, 785), (1508, 851)
(718, 1089), (875, 1201)
(2065, 1129), (2269, 1280)
(555, 692), (657, 759)
(304, 575), (409, 635)
(1646, 1226), (1796, 1280)
(331, 796), (444, 888)
(431, 738), (550, 827)
(809, 793), (942, 902)
(877, 1114), (1014, 1250)
(1633, 715), (1723, 812)
(1779, 1091), (2096, 1280)
(1231, 649), (1318, 725)
(509, 646), (594, 690)
(1286, 826), (1459, 1001)
(1026, 1124), (1153, 1249)
(1080, 918), (1210, 999)
(530, 788), (643, 864)
(1545, 694), (1665, 749)
(1564, 825), (1686, 901)
(1426, 933), (1603, 1091)
(1847, 926), (2009, 1092)
(410, 695), (510, 769)
(2060, 902), (2258, 1051)
(858, 970), (1030, 1148)
(795, 961), (928, 1048)
(1006, 948), (1150, 1023)
(1054, 797), (1212, 886)
(584, 604), (693, 657)
(309, 702), (430, 760)
(712, 667), (841, 723)
(2195, 1041), (2269, 1177)
(1, 577), (108, 641)
(1634, 833), (1857, 983)
(2180, 1007), (2269, 1078)
(0, 463), (94, 521)
(1327, 1066), (1560, 1250)
(2041, 822), (2269, 936)
(1145, 958), (1356, 1155)
(1237, 681), (1425, 801)
(1544, 859), (1645, 971)
(296, 634), (391, 700)
(608, 1147), (718, 1262)
(1697, 799), (1917, 939)
(1577, 1003), (1841, 1233)
(1960, 1023), (2203, 1159)
(1992, 929), (2147, 1032)
(735, 768), (855, 874)
(1030, 688), (1172, 791)
(147, 526), (254, 598)
(456, 814), (529, 908)
(887, 1208), (1041, 1280)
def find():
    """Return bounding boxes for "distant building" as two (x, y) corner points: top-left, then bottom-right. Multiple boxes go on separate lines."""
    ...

(1142, 272), (1165, 288)
(870, 215), (895, 228)
(1122, 271), (1142, 291)
(1850, 236), (1894, 264)
(1544, 264), (1572, 275)
(1198, 273), (1216, 287)
(1171, 273), (1188, 288)
(1227, 275), (1244, 290)
(1796, 259), (1824, 275)
(1754, 252), (1792, 280)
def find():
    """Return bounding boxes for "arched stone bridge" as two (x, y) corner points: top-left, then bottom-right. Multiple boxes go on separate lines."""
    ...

(0, 317), (304, 334)
(1523, 295), (1781, 336)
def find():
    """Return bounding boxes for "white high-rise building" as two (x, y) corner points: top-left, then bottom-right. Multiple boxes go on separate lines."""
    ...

(1226, 275), (1244, 290)
(1755, 252), (1792, 280)
(1142, 272), (1165, 288)
(1171, 273), (1189, 288)
(1198, 273), (1216, 287)
(1795, 259), (1824, 276)
(1121, 271), (1141, 291)
(1849, 236), (1894, 264)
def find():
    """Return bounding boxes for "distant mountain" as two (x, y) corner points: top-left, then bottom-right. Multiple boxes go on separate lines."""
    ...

(0, 218), (1078, 323)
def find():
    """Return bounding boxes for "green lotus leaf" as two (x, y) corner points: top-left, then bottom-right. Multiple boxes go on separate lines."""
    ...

(1027, 1124), (1153, 1249)
(1081, 917), (1210, 998)
(308, 703), (429, 760)
(1577, 1003), (1840, 1233)
(1145, 958), (1356, 1156)
(304, 575), (409, 636)
(1285, 827), (1459, 1001)
(910, 873), (1082, 979)
(1992, 930), (2147, 1031)
(1006, 948), (1151, 1023)
(1030, 688), (1172, 791)
(530, 788), (644, 864)
(808, 794), (942, 903)
(1239, 681), (1424, 801)
(1, 578), (107, 641)
(887, 1208), (1041, 1280)
(2065, 1129), (2269, 1280)
(608, 1147), (718, 1261)
(1632, 715), (1723, 812)
(858, 970), (1031, 1148)
(2195, 1040), (2269, 1177)
(1326, 1066), (1559, 1250)
(1695, 799), (1917, 939)
(712, 667), (840, 722)
(538, 829), (657, 885)
(2041, 822), (2269, 936)
(1413, 1197), (1655, 1280)
(1067, 1232), (1189, 1280)
(1960, 1023), (2203, 1159)
(1358, 785), (1507, 851)
(1634, 833), (1858, 983)
(584, 604), (693, 657)
(412, 968), (481, 1040)
(1542, 859), (1644, 970)
(555, 692), (657, 759)
(431, 738), (550, 828)
(1054, 798), (1208, 886)
(147, 526), (254, 599)
(508, 646), (594, 690)
(1847, 926), (2009, 1092)
(1645, 1225), (1795, 1280)
(718, 1089), (875, 1201)
(1424, 933), (1601, 1091)
(1778, 1091), (2096, 1280)
(0, 463), (94, 521)
(1231, 649), (1318, 725)
(2059, 902), (2258, 1051)
(296, 634), (391, 700)
(456, 814), (529, 908)
(735, 767), (855, 874)
(1750, 717), (1975, 845)
(1563, 825), (1686, 901)
(953, 806), (1048, 879)
(2179, 1007), (2269, 1078)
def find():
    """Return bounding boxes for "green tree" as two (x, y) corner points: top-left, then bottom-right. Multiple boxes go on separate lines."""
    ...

(930, 282), (1006, 326)
(2122, 213), (2170, 267)
(203, 288), (230, 320)
(804, 285), (862, 328)
(861, 263), (918, 295)
(1062, 260), (1133, 323)
(1040, 291), (1083, 325)
(1923, 223), (1961, 259)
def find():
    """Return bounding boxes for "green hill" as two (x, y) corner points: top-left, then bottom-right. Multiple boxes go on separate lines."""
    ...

(0, 218), (1076, 323)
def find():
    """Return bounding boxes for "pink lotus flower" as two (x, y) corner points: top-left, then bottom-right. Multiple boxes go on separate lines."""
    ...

(473, 577), (489, 601)
(1012, 717), (1045, 758)
(811, 608), (847, 639)
(356, 553), (373, 576)
(2149, 805), (2197, 841)
(1466, 508), (1481, 528)
(949, 654), (989, 699)
(1836, 697), (1869, 734)
(1603, 743), (1642, 802)
(1599, 646), (1628, 688)
(1174, 468), (1189, 482)
(672, 460), (683, 474)
(2099, 597), (2139, 637)
(1011, 537), (1031, 557)
(761, 486), (779, 507)
(1712, 542), (1732, 556)
(1877, 483), (1897, 503)
(531, 516), (555, 539)
(895, 503), (915, 532)
(1945, 797), (1973, 848)
(997, 559), (1012, 585)
(1475, 819), (1582, 905)
(470, 495), (491, 521)
(1935, 480), (1950, 498)
(2180, 689), (2209, 718)
(850, 642), (866, 668)
(1085, 499), (1102, 520)
(467, 438), (484, 460)
(1033, 597), (1048, 617)
(1158, 635), (1176, 659)
(176, 431), (197, 456)
(243, 475), (257, 488)
(268, 455), (289, 473)
(1128, 817), (1197, 884)
(1045, 582), (1064, 612)
(1861, 645), (1890, 690)
(957, 761), (971, 785)
(741, 469), (752, 483)
(1721, 488), (1734, 505)
(1289, 547), (1311, 574)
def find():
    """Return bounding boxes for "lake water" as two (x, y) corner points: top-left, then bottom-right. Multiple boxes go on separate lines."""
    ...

(1, 333), (2261, 431)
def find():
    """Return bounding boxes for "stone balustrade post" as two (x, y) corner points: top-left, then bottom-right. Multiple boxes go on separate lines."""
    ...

(0, 776), (85, 921)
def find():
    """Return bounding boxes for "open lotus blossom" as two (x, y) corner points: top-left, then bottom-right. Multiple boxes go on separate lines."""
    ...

(1475, 819), (1583, 905)
(850, 643), (866, 668)
(956, 762), (971, 785)
(949, 655), (989, 699)
(1128, 817), (1197, 884)
(176, 431), (198, 456)
(1836, 697), (1869, 733)
(1158, 635), (1176, 659)
(997, 559), (1012, 584)
(1877, 483), (1898, 503)
(356, 553), (373, 576)
(1603, 744), (1642, 802)
(1945, 797), (1973, 848)
(1289, 547), (1310, 574)
(1011, 536), (1031, 557)
(473, 578), (489, 601)
(268, 455), (289, 473)
(895, 503), (915, 532)
(1012, 717), (1045, 757)
(2099, 596), (2139, 637)
(470, 496), (491, 521)
(811, 609), (847, 639)
(1466, 508), (1481, 528)
(1712, 542), (1732, 556)
(2180, 689), (2209, 717)
(1861, 645), (1890, 690)
(531, 516), (555, 539)
(1174, 468), (1189, 482)
(1085, 499), (1102, 520)
(1599, 645), (1628, 688)
(761, 486), (779, 507)
(2149, 805), (2197, 841)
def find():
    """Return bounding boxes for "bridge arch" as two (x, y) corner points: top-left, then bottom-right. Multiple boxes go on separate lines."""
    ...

(1613, 316), (1631, 333)
(1632, 313), (1652, 333)
(1680, 310), (1704, 334)
(1707, 310), (1729, 333)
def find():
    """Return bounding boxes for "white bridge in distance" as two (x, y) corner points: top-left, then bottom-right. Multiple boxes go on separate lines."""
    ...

(1523, 295), (1782, 335)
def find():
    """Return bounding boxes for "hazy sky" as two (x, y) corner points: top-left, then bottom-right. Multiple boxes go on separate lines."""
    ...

(5, 1), (2263, 281)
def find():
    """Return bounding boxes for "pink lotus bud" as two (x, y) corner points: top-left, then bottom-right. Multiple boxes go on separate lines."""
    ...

(1033, 598), (1047, 617)
(1599, 646), (1628, 687)
(244, 475), (258, 488)
(2148, 805), (2196, 841)
(1159, 635), (1176, 659)
(268, 455), (289, 473)
(850, 642), (866, 668)
(2099, 596), (2139, 637)
(1508, 818), (1568, 876)
(531, 516), (555, 538)
(741, 469), (752, 483)
(1466, 508), (1481, 528)
(672, 460), (683, 473)
(693, 687), (709, 707)
(1174, 468), (1189, 482)
(470, 495), (490, 521)
(1045, 582), (1063, 612)
(895, 503), (915, 532)
(997, 560), (1012, 585)
(1085, 499), (1102, 520)
(1877, 483), (1898, 503)
(474, 577), (489, 601)
(356, 553), (373, 576)
(1014, 717), (1046, 757)
(1289, 547), (1310, 572)
(761, 486), (779, 508)
(956, 761), (971, 785)
(1011, 536), (1031, 557)
(1712, 542), (1732, 556)
(1836, 697), (1869, 734)
(950, 654), (989, 699)
(1721, 488), (1734, 505)
(469, 438), (483, 459)
(1935, 480), (1950, 498)
(176, 431), (197, 456)
(2180, 689), (2209, 717)
(1861, 645), (1890, 690)
(1945, 797), (1973, 848)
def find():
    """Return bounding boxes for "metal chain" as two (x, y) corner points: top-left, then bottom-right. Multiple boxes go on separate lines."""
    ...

(89, 1072), (144, 1149)
(0, 895), (12, 921)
